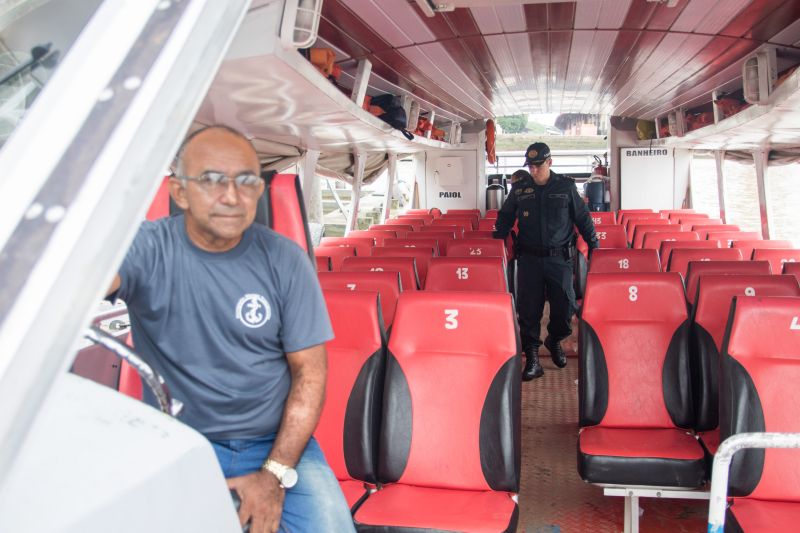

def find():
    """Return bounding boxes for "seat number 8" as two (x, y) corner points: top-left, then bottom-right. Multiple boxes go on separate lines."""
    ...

(628, 285), (638, 302)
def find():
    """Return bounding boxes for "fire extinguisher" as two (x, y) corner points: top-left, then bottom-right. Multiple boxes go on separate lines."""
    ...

(592, 153), (611, 206)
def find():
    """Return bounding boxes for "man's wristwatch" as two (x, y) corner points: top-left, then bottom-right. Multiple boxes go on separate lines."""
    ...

(261, 459), (298, 489)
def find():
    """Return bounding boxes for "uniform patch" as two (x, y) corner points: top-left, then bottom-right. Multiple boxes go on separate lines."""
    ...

(527, 149), (538, 159)
(523, 211), (530, 217)
(515, 189), (522, 195)
(525, 187), (534, 193)
(548, 193), (568, 199)
(236, 293), (271, 328)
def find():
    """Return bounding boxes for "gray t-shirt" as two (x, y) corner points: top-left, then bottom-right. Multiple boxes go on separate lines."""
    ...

(117, 215), (333, 440)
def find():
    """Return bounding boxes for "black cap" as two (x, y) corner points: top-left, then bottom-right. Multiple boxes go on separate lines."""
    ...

(523, 142), (551, 166)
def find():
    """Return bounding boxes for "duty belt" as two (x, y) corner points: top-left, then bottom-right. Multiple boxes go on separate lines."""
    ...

(519, 245), (576, 259)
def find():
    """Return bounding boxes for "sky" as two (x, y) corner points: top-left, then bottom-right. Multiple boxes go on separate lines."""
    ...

(529, 113), (559, 126)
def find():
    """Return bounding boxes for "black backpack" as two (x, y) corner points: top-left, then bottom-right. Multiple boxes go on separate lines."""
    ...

(371, 94), (414, 140)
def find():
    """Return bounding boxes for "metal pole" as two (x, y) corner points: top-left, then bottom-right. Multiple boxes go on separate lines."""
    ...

(708, 433), (800, 533)
(382, 153), (397, 222)
(0, 0), (252, 488)
(345, 151), (366, 235)
(715, 150), (727, 223)
(299, 149), (321, 222)
(753, 147), (771, 239)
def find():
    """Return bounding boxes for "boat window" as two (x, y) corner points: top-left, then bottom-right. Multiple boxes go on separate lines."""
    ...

(689, 152), (720, 217)
(0, 0), (103, 149)
(722, 157), (761, 233)
(766, 162), (800, 247)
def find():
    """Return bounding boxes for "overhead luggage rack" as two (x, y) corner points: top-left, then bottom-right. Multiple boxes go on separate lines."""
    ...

(194, 2), (459, 154)
(638, 65), (800, 151)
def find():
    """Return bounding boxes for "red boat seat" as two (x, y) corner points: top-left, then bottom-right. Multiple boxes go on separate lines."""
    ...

(317, 290), (386, 510)
(720, 297), (800, 532)
(667, 248), (744, 281)
(319, 271), (402, 328)
(371, 246), (435, 287)
(732, 239), (793, 261)
(341, 256), (420, 292)
(316, 255), (331, 272)
(383, 237), (441, 256)
(578, 273), (705, 487)
(349, 229), (398, 245)
(314, 245), (356, 271)
(631, 222), (680, 248)
(354, 292), (520, 532)
(588, 248), (660, 274)
(753, 248), (800, 275)
(389, 217), (425, 230)
(690, 276), (800, 444)
(706, 231), (762, 247)
(431, 218), (471, 234)
(684, 261), (771, 306)
(590, 211), (616, 225)
(463, 230), (495, 239)
(659, 240), (723, 271)
(783, 261), (800, 284)
(446, 238), (507, 261)
(441, 214), (478, 230)
(320, 237), (373, 257)
(477, 218), (497, 231)
(595, 225), (628, 249)
(397, 213), (433, 224)
(425, 257), (507, 292)
(642, 230), (699, 251)
(370, 224), (412, 237)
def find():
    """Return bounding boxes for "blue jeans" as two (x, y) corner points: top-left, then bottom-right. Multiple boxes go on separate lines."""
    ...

(211, 435), (355, 533)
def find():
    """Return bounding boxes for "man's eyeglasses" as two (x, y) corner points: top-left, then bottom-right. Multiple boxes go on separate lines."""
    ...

(178, 171), (262, 194)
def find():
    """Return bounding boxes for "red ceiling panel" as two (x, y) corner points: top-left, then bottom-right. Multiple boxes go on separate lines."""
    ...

(549, 2), (577, 31)
(524, 4), (549, 32)
(646, 0), (691, 31)
(550, 31), (574, 112)
(720, 0), (785, 38)
(316, 0), (800, 121)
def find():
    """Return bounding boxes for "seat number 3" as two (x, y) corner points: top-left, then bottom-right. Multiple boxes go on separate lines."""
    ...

(628, 286), (638, 302)
(444, 309), (459, 329)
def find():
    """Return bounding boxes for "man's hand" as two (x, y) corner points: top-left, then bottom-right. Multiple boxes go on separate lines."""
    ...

(227, 470), (285, 533)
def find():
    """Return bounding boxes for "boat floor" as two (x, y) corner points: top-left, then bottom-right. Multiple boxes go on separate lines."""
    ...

(518, 313), (708, 532)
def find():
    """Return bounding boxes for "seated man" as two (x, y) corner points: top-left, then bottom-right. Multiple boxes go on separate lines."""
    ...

(107, 125), (354, 533)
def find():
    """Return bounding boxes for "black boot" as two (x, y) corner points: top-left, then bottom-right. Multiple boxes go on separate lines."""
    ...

(522, 347), (544, 381)
(544, 335), (567, 368)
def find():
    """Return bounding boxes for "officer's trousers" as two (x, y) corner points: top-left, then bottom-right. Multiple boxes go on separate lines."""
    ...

(516, 253), (577, 350)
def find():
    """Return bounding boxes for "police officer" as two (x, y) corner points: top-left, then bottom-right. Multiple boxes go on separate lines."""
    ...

(494, 142), (599, 380)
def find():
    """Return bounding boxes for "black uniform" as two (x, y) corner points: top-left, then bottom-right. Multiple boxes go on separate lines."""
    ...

(494, 170), (598, 351)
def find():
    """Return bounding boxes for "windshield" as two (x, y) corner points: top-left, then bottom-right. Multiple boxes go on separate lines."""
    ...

(0, 0), (102, 148)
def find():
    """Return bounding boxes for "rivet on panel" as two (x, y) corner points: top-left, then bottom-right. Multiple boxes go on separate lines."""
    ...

(25, 203), (44, 220)
(123, 77), (142, 91)
(98, 88), (114, 102)
(157, 1), (171, 9)
(45, 205), (66, 223)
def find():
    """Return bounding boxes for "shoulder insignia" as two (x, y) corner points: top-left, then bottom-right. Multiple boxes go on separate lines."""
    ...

(515, 189), (522, 195)
(524, 187), (534, 193)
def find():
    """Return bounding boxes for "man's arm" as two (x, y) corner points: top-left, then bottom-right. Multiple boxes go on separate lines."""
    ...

(493, 188), (518, 239)
(570, 184), (599, 248)
(107, 275), (121, 297)
(227, 343), (327, 533)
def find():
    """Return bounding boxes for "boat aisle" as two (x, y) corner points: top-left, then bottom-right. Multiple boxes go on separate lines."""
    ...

(517, 358), (708, 532)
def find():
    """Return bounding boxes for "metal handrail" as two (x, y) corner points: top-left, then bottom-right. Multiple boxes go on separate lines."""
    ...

(707, 432), (800, 533)
(84, 325), (183, 417)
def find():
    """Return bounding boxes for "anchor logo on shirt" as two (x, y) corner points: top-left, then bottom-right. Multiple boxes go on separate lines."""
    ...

(236, 293), (271, 328)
